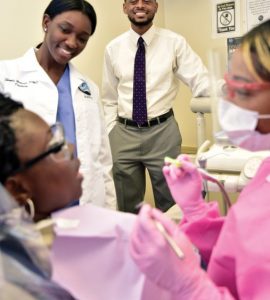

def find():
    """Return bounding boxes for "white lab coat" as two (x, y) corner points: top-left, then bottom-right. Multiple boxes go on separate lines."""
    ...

(0, 48), (116, 209)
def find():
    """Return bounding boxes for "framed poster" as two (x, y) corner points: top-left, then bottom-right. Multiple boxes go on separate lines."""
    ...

(245, 0), (270, 31)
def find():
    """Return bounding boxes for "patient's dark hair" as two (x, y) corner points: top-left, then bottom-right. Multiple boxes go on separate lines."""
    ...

(0, 93), (24, 183)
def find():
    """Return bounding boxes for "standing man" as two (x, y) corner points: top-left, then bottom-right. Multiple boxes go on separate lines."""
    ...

(101, 0), (210, 213)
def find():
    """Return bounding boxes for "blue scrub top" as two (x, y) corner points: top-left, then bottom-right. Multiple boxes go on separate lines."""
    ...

(56, 65), (77, 156)
(57, 66), (79, 206)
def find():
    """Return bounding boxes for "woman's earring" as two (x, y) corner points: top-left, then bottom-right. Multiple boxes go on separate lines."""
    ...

(44, 27), (47, 32)
(25, 198), (35, 219)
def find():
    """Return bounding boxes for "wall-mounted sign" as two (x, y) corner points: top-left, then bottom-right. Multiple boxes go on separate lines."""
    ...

(217, 2), (235, 33)
(212, 0), (241, 38)
(245, 0), (270, 31)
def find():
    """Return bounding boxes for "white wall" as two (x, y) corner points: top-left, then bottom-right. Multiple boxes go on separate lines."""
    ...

(163, 0), (229, 148)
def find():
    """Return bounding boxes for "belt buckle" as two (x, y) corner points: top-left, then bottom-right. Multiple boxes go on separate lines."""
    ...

(137, 121), (150, 128)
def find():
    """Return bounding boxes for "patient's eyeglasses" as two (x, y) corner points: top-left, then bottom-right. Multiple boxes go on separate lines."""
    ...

(224, 73), (270, 99)
(10, 122), (71, 176)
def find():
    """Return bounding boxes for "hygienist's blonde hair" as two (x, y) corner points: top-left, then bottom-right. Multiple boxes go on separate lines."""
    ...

(242, 20), (270, 82)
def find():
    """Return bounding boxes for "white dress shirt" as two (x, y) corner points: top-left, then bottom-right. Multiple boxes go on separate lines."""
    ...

(102, 25), (210, 133)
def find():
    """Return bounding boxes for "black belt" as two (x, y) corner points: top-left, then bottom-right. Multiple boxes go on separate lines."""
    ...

(118, 109), (173, 128)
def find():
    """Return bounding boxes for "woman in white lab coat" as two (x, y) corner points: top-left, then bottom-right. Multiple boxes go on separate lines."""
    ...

(0, 0), (116, 209)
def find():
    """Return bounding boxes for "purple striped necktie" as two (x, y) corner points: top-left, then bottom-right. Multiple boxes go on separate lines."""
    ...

(132, 37), (147, 125)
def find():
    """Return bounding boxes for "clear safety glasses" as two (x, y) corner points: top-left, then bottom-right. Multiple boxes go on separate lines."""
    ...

(224, 73), (270, 99)
(10, 122), (71, 176)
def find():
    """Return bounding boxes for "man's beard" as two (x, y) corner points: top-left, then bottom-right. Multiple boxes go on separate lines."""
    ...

(128, 15), (154, 27)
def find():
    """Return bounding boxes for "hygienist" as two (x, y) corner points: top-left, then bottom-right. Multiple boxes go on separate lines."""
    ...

(130, 19), (270, 299)
(0, 0), (116, 209)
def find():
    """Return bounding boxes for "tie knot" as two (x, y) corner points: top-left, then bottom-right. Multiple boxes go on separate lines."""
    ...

(138, 37), (144, 46)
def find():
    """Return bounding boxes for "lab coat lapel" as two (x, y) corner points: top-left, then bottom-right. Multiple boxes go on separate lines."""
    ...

(20, 48), (55, 86)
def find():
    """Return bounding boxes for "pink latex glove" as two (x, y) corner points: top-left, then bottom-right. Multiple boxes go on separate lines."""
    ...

(130, 205), (233, 299)
(163, 154), (207, 220)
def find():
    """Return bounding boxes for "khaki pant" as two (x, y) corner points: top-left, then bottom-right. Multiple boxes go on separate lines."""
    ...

(109, 116), (182, 213)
